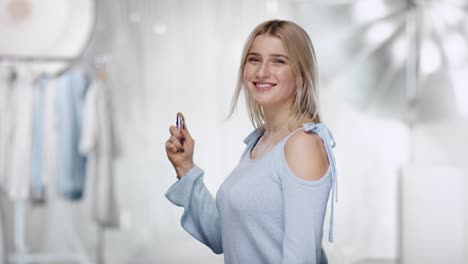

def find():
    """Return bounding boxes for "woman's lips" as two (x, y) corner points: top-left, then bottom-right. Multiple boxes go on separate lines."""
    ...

(254, 82), (276, 90)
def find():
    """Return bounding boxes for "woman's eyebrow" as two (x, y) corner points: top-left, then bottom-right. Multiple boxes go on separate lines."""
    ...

(247, 52), (288, 59)
(247, 52), (261, 56)
(271, 54), (288, 59)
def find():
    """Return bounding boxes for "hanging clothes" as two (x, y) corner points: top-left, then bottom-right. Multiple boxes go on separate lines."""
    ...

(55, 68), (89, 200)
(0, 192), (7, 264)
(42, 77), (59, 197)
(80, 78), (120, 227)
(0, 63), (11, 263)
(0, 63), (11, 196)
(29, 74), (61, 203)
(0, 65), (35, 201)
(30, 76), (48, 202)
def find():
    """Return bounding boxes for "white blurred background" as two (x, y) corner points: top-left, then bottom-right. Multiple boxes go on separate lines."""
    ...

(0, 0), (467, 263)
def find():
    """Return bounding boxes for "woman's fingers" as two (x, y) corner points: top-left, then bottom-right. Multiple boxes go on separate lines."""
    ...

(169, 123), (193, 147)
(180, 126), (192, 142)
(169, 125), (180, 137)
(169, 125), (184, 142)
(170, 135), (184, 152)
(167, 124), (185, 153)
(166, 137), (184, 153)
(165, 139), (178, 153)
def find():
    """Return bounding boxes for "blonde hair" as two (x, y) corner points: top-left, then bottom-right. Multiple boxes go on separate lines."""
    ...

(227, 19), (322, 130)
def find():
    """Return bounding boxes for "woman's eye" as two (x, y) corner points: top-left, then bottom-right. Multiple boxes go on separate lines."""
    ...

(248, 57), (260, 62)
(273, 59), (285, 64)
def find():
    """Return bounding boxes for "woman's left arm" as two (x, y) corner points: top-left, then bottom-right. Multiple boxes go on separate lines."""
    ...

(280, 130), (333, 264)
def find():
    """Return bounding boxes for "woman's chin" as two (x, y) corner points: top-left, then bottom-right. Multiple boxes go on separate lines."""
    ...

(253, 100), (276, 108)
(250, 98), (269, 106)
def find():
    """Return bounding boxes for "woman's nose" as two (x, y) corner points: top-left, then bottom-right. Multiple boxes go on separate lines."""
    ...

(255, 63), (270, 79)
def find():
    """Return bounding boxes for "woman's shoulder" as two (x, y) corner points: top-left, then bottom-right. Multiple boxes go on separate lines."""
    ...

(283, 125), (329, 181)
(301, 122), (336, 148)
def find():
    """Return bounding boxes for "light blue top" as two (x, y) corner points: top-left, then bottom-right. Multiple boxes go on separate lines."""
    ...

(166, 123), (337, 264)
(55, 69), (89, 200)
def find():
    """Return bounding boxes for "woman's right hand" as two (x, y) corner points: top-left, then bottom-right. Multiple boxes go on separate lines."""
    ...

(165, 113), (195, 178)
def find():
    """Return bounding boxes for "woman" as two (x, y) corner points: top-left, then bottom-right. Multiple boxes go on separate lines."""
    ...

(165, 19), (337, 264)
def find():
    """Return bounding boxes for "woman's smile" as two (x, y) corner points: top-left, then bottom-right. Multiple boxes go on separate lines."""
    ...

(254, 81), (277, 91)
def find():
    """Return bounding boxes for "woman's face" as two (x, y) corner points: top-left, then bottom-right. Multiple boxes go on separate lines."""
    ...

(243, 34), (296, 109)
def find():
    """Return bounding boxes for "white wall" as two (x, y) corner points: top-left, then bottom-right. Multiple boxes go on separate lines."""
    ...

(401, 166), (466, 264)
(401, 120), (468, 263)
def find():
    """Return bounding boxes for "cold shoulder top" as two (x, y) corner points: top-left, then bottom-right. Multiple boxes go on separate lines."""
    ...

(165, 122), (337, 264)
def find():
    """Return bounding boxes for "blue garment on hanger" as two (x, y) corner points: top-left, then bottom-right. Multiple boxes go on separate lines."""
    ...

(55, 69), (89, 200)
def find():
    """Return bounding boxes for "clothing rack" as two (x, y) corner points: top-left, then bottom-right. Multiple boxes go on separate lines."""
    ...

(0, 54), (111, 78)
(0, 54), (111, 63)
(1, 53), (108, 264)
(0, 55), (77, 62)
(0, 54), (84, 78)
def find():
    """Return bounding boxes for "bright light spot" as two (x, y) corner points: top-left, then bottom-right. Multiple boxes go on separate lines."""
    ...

(129, 12), (141, 23)
(352, 0), (389, 24)
(445, 0), (466, 5)
(420, 40), (441, 75)
(365, 21), (397, 45)
(451, 67), (468, 116)
(433, 3), (464, 26)
(153, 23), (166, 35)
(443, 32), (467, 67)
(429, 9), (447, 34)
(266, 1), (279, 16)
(391, 35), (406, 66)
(119, 210), (132, 230)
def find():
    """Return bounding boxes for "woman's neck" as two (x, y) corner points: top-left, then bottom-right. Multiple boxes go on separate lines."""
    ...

(263, 106), (298, 135)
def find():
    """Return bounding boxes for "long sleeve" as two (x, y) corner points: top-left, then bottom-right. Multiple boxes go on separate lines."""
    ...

(280, 174), (331, 264)
(165, 165), (223, 254)
(280, 123), (337, 264)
